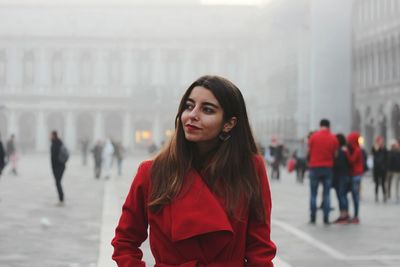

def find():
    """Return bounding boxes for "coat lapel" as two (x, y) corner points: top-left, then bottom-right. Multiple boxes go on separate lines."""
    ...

(169, 169), (234, 260)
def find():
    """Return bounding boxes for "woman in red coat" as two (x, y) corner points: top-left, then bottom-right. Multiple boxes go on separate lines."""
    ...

(112, 75), (276, 267)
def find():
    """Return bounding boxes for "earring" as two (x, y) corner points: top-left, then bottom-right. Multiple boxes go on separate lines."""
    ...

(219, 132), (231, 142)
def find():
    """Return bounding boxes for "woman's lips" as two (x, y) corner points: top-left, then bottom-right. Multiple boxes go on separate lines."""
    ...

(185, 124), (201, 131)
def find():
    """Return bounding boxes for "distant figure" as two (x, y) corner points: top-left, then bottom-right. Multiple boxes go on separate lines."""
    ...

(91, 140), (103, 179)
(0, 133), (5, 178)
(113, 141), (124, 176)
(6, 134), (18, 175)
(345, 131), (364, 224)
(294, 137), (308, 183)
(268, 137), (283, 180)
(102, 138), (114, 179)
(371, 136), (387, 202)
(80, 137), (90, 166)
(387, 139), (400, 202)
(332, 133), (351, 224)
(50, 131), (67, 206)
(307, 119), (338, 225)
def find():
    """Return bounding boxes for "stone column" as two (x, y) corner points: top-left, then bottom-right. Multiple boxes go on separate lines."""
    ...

(122, 112), (132, 151)
(65, 111), (76, 151)
(152, 113), (162, 147)
(35, 110), (47, 152)
(94, 111), (104, 141)
(310, 0), (353, 133)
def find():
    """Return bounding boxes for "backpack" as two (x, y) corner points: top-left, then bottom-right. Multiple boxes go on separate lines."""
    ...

(58, 144), (69, 164)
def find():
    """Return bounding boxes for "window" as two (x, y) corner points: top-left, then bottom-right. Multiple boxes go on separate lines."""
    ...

(80, 52), (93, 86)
(52, 51), (64, 86)
(23, 50), (35, 86)
(108, 50), (122, 86)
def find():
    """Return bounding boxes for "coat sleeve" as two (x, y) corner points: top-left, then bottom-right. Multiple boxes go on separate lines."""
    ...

(245, 155), (277, 267)
(111, 161), (151, 267)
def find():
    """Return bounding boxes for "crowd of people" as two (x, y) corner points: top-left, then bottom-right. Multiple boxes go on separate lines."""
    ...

(0, 130), (126, 206)
(263, 118), (400, 226)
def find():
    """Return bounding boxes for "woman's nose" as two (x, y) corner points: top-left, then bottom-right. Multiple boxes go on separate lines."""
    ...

(189, 108), (199, 120)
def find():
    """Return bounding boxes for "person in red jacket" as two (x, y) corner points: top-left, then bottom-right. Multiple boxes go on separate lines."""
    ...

(112, 75), (276, 267)
(307, 119), (338, 224)
(345, 131), (364, 224)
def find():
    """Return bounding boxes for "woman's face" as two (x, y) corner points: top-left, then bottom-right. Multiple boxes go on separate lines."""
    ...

(181, 86), (225, 148)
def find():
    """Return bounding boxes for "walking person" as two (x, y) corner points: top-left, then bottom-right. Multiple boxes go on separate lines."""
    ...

(112, 75), (276, 266)
(113, 141), (124, 176)
(80, 137), (89, 166)
(345, 131), (364, 224)
(50, 131), (68, 206)
(102, 138), (114, 180)
(307, 119), (338, 224)
(295, 137), (308, 183)
(91, 140), (103, 179)
(333, 133), (351, 224)
(387, 139), (400, 202)
(371, 136), (388, 202)
(6, 134), (18, 176)
(268, 137), (283, 180)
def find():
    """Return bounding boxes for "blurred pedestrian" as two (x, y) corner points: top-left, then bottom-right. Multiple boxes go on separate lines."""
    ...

(0, 132), (5, 178)
(112, 75), (276, 266)
(345, 131), (364, 224)
(268, 137), (283, 180)
(333, 133), (351, 224)
(50, 130), (68, 206)
(80, 137), (89, 166)
(6, 134), (18, 175)
(387, 139), (400, 202)
(371, 136), (387, 202)
(91, 140), (103, 179)
(102, 138), (114, 179)
(294, 137), (308, 183)
(307, 119), (338, 224)
(113, 141), (124, 176)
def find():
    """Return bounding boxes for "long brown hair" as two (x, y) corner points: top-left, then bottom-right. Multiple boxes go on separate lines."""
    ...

(149, 75), (265, 221)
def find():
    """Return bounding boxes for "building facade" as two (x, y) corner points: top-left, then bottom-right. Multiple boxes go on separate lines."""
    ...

(0, 1), (258, 152)
(352, 0), (400, 150)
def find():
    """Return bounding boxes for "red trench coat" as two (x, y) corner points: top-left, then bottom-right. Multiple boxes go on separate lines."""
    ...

(112, 155), (276, 267)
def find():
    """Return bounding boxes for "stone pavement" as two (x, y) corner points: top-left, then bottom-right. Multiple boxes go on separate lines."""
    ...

(1, 153), (400, 267)
(0, 153), (104, 267)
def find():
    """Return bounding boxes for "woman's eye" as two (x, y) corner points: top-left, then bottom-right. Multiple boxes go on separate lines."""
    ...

(185, 103), (194, 110)
(203, 107), (214, 114)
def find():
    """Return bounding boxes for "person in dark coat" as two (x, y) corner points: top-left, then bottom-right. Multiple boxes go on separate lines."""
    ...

(91, 140), (103, 179)
(387, 139), (400, 201)
(371, 136), (388, 202)
(333, 133), (351, 223)
(112, 75), (276, 266)
(50, 130), (66, 206)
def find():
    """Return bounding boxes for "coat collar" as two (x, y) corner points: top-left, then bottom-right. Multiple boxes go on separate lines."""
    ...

(170, 169), (234, 242)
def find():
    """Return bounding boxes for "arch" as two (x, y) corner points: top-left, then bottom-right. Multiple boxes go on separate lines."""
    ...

(104, 112), (123, 142)
(392, 103), (400, 139)
(19, 112), (36, 152)
(134, 120), (153, 148)
(377, 109), (387, 142)
(47, 112), (65, 139)
(76, 112), (94, 144)
(364, 106), (374, 150)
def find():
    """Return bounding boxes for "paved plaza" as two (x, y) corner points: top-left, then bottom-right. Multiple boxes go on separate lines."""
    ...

(0, 153), (399, 267)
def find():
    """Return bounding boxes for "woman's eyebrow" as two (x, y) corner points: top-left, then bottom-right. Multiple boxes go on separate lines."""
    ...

(187, 97), (220, 109)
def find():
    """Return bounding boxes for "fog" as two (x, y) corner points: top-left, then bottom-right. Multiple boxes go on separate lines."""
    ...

(0, 0), (399, 153)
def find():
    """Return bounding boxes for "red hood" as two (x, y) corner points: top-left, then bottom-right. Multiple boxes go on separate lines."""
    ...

(347, 131), (360, 147)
